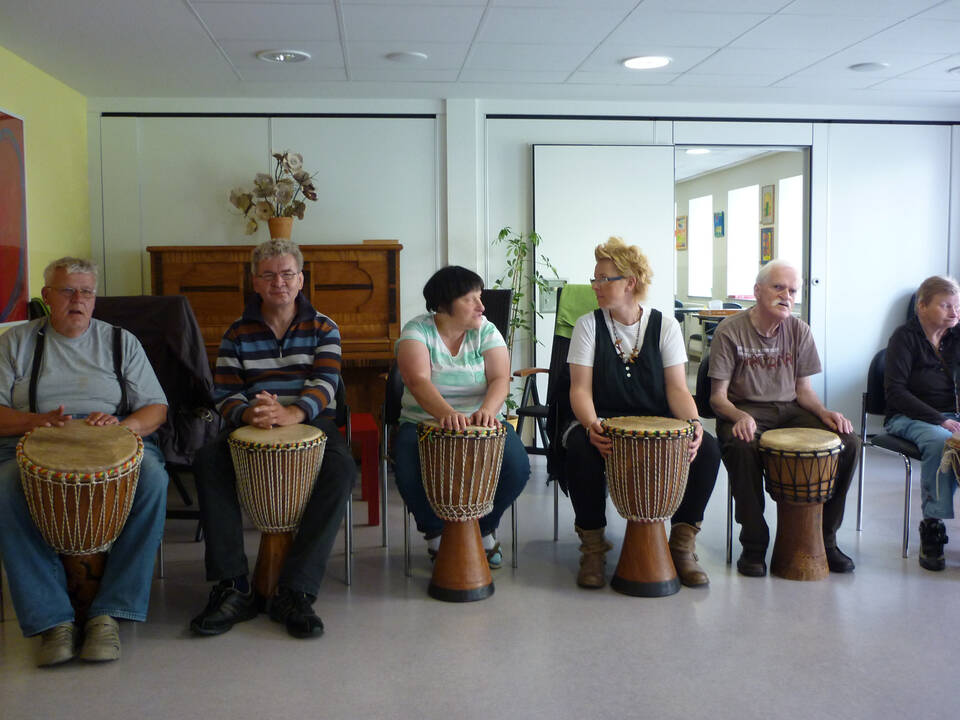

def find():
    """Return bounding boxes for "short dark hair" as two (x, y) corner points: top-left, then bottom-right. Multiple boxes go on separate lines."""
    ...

(423, 266), (484, 313)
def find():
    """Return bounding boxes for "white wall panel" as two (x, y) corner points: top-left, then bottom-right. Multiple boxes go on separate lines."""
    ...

(823, 123), (952, 422)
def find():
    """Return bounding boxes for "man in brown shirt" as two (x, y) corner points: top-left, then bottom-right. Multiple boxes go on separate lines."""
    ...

(709, 260), (859, 577)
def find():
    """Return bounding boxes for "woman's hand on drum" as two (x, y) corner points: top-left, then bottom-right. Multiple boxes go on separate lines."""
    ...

(688, 420), (703, 462)
(941, 418), (960, 434)
(438, 412), (471, 431)
(469, 408), (500, 428)
(85, 411), (119, 426)
(587, 419), (612, 457)
(731, 414), (757, 443)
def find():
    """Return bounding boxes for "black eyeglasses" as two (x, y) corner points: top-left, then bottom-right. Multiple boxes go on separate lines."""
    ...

(589, 275), (625, 285)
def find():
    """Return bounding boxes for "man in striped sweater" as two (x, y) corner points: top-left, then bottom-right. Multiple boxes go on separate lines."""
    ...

(190, 239), (354, 639)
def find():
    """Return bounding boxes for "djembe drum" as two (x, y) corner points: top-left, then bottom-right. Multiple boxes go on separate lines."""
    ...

(602, 416), (693, 597)
(758, 428), (842, 581)
(417, 420), (505, 602)
(228, 424), (326, 601)
(16, 420), (144, 621)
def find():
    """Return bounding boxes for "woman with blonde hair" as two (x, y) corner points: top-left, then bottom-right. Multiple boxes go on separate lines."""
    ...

(564, 237), (720, 589)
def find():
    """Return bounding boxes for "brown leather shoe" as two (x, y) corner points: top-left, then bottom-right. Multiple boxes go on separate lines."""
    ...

(669, 522), (709, 587)
(576, 526), (613, 589)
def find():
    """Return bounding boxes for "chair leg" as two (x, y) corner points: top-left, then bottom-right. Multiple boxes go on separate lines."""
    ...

(902, 455), (912, 559)
(726, 476), (733, 565)
(403, 501), (412, 577)
(553, 477), (559, 542)
(380, 455), (389, 549)
(344, 494), (353, 586)
(156, 539), (165, 579)
(1, 556), (5, 622)
(511, 500), (518, 569)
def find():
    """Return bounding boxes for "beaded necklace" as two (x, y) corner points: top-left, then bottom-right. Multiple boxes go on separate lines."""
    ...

(607, 306), (643, 378)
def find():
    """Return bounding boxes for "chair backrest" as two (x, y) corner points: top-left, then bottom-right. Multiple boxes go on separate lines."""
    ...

(92, 295), (219, 465)
(480, 288), (512, 341)
(906, 292), (917, 324)
(674, 300), (684, 324)
(865, 349), (887, 416)
(723, 302), (743, 309)
(694, 351), (715, 419)
(383, 362), (404, 428)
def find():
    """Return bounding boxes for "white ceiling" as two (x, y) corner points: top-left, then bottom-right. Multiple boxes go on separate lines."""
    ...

(1, 0), (959, 108)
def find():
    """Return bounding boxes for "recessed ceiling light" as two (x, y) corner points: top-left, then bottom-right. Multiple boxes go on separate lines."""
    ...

(848, 62), (889, 72)
(386, 51), (429, 64)
(947, 66), (960, 75)
(256, 49), (311, 64)
(623, 56), (672, 70)
(685, 148), (711, 155)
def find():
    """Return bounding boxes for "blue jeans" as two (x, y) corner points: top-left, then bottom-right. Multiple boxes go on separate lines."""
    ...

(885, 413), (960, 520)
(0, 436), (168, 636)
(393, 421), (530, 537)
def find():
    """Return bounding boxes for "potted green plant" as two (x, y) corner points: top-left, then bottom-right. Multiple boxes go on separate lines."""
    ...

(492, 226), (559, 413)
(229, 151), (318, 239)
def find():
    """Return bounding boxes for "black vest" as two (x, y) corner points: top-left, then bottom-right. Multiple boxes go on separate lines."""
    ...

(592, 308), (667, 418)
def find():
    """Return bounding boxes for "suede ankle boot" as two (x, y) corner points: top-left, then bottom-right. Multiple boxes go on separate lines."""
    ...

(575, 526), (613, 589)
(669, 522), (709, 587)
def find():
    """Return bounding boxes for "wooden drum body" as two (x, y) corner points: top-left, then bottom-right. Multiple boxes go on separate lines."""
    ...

(16, 420), (144, 620)
(602, 416), (692, 597)
(228, 424), (326, 601)
(758, 428), (842, 581)
(417, 421), (505, 603)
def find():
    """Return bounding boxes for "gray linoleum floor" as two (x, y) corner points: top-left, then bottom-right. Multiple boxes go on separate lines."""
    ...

(1, 418), (958, 719)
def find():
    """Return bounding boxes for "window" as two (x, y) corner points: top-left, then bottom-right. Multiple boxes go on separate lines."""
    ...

(686, 194), (713, 297)
(778, 174), (804, 303)
(726, 184), (759, 298)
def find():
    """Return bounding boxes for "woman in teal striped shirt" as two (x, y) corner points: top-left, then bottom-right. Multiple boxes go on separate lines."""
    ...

(393, 266), (530, 568)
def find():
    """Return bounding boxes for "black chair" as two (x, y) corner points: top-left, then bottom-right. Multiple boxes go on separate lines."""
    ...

(693, 351), (734, 565)
(381, 288), (518, 575)
(856, 349), (920, 558)
(689, 301), (742, 360)
(674, 299), (685, 325)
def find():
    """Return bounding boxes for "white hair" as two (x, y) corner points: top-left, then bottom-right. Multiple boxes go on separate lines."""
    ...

(43, 257), (98, 285)
(755, 259), (800, 286)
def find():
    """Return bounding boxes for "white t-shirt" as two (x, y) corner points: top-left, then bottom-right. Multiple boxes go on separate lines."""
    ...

(567, 306), (687, 369)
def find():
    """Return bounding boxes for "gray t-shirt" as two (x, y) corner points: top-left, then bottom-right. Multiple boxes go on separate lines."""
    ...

(0, 318), (167, 418)
(708, 310), (821, 404)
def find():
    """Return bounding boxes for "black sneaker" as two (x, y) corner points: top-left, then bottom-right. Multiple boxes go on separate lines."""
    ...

(825, 546), (855, 573)
(190, 580), (259, 636)
(736, 549), (767, 577)
(919, 518), (948, 572)
(269, 587), (324, 639)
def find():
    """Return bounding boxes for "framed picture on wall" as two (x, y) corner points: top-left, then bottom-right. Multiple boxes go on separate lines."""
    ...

(713, 211), (724, 238)
(761, 184), (775, 225)
(0, 110), (28, 323)
(760, 227), (774, 264)
(675, 215), (687, 250)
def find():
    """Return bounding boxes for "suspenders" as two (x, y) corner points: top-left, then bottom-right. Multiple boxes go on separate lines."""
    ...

(28, 321), (129, 417)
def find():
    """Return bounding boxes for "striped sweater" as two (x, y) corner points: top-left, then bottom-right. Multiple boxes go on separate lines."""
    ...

(214, 293), (341, 426)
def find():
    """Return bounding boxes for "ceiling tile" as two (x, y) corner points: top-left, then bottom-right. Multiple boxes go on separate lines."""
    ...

(855, 18), (960, 53)
(342, 4), (485, 42)
(896, 53), (960, 78)
(236, 65), (347, 82)
(465, 43), (594, 71)
(669, 72), (782, 87)
(605, 10), (768, 46)
(350, 68), (460, 81)
(490, 0), (638, 8)
(773, 73), (893, 89)
(348, 42), (469, 69)
(731, 14), (896, 51)
(579, 45), (720, 74)
(458, 69), (570, 83)
(478, 7), (629, 45)
(639, 0), (787, 11)
(871, 76), (960, 92)
(685, 46), (825, 75)
(193, 2), (340, 41)
(782, 47), (949, 77)
(567, 71), (680, 85)
(220, 40), (344, 68)
(781, 0), (943, 18)
(915, 0), (960, 21)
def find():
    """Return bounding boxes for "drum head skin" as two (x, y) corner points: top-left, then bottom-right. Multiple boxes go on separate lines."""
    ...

(229, 423), (324, 448)
(417, 419), (505, 438)
(602, 416), (692, 437)
(759, 428), (840, 452)
(20, 420), (139, 473)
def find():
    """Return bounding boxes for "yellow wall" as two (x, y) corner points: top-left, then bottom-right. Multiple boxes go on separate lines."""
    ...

(0, 44), (88, 299)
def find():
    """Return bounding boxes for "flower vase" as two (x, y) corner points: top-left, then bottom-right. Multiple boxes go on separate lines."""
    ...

(268, 217), (293, 240)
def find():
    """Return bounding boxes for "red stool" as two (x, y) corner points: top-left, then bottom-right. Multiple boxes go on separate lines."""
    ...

(340, 413), (380, 526)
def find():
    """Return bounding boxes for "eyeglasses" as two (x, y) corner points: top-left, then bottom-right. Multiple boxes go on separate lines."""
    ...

(589, 275), (625, 285)
(49, 286), (96, 300)
(257, 271), (299, 283)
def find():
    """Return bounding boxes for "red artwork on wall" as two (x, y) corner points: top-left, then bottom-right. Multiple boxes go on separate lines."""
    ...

(0, 111), (28, 322)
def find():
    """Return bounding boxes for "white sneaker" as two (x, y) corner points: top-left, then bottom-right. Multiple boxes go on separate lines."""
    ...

(80, 615), (120, 662)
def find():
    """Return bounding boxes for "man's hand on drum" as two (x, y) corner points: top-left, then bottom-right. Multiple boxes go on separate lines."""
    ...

(244, 391), (306, 429)
(941, 417), (960, 434)
(587, 419), (613, 457)
(819, 410), (853, 435)
(731, 413), (758, 443)
(438, 412), (471, 431)
(85, 411), (119, 426)
(468, 407), (500, 429)
(34, 405), (71, 429)
(687, 420), (703, 462)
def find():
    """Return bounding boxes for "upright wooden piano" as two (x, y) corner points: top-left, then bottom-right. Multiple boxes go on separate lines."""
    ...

(147, 242), (402, 417)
